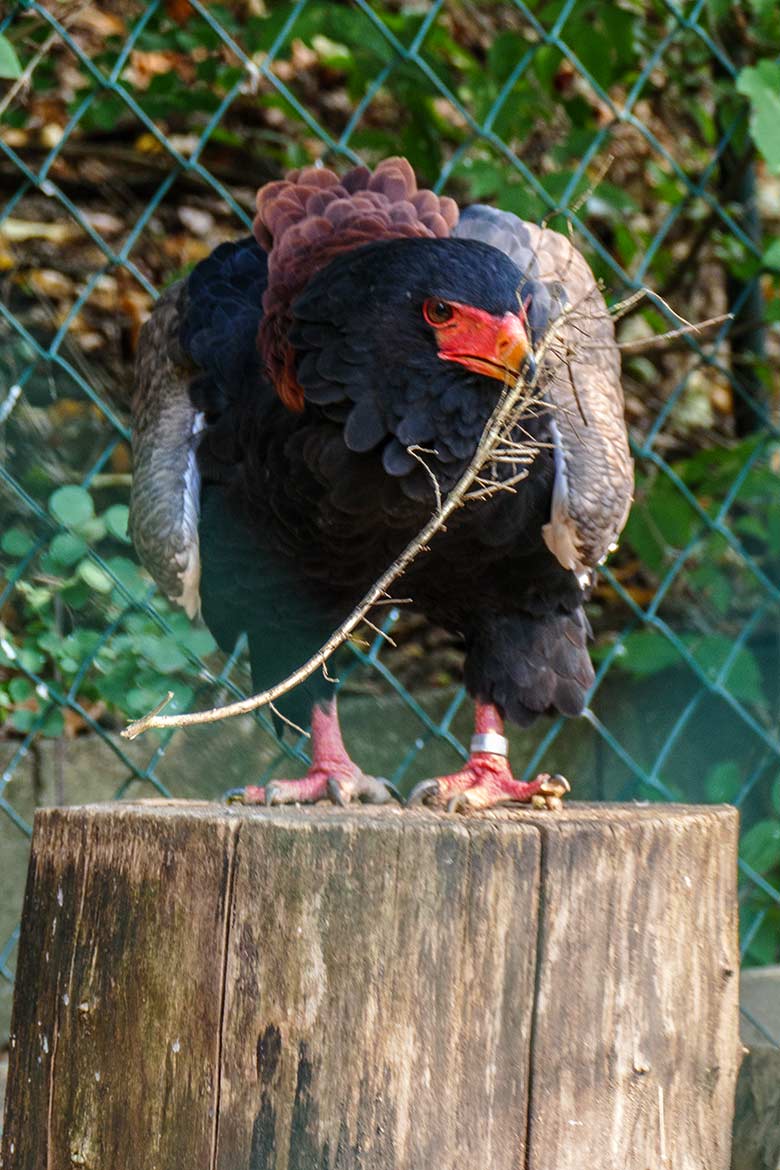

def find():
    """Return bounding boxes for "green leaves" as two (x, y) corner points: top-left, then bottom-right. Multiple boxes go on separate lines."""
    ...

(737, 60), (780, 175)
(46, 489), (130, 553)
(8, 677), (33, 705)
(76, 560), (114, 594)
(617, 630), (682, 677)
(0, 35), (22, 80)
(741, 819), (780, 874)
(1, 528), (36, 558)
(705, 761), (743, 804)
(49, 485), (94, 530)
(763, 239), (780, 272)
(49, 533), (88, 567)
(1, 478), (216, 733)
(104, 504), (130, 543)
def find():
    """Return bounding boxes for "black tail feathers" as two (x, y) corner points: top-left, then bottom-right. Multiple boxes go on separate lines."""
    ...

(464, 608), (594, 727)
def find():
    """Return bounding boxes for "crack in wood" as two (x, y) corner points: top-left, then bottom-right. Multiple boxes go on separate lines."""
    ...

(210, 821), (239, 1170)
(522, 821), (547, 1170)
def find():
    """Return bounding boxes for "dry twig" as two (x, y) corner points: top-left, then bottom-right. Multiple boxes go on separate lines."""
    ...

(0, 30), (60, 120)
(617, 313), (733, 354)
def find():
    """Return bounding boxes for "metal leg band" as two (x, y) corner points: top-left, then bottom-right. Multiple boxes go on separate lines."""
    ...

(470, 732), (509, 757)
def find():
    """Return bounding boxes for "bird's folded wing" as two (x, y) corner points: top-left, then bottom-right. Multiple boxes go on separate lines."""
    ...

(129, 281), (203, 617)
(454, 205), (633, 573)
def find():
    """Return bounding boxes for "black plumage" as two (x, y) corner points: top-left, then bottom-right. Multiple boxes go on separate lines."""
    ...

(130, 158), (632, 804)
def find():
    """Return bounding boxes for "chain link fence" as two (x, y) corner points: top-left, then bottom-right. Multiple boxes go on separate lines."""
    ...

(1, 0), (779, 1049)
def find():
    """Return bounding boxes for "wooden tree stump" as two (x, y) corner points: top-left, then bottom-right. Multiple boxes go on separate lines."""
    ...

(2, 801), (739, 1170)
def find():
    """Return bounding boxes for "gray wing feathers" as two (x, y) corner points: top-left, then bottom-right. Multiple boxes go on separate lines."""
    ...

(129, 282), (203, 617)
(455, 204), (542, 276)
(454, 206), (633, 573)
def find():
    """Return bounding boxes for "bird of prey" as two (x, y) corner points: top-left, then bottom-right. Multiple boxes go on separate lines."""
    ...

(130, 157), (632, 811)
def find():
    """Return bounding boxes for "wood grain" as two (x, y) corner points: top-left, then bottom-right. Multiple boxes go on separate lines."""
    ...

(1, 803), (238, 1170)
(515, 805), (740, 1170)
(212, 807), (541, 1170)
(1, 801), (739, 1170)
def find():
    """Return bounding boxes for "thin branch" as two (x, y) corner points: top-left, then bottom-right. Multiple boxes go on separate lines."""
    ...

(0, 30), (60, 119)
(576, 312), (734, 360)
(406, 445), (442, 513)
(570, 153), (615, 218)
(641, 288), (696, 328)
(464, 467), (529, 502)
(610, 288), (649, 320)
(143, 691), (175, 720)
(268, 702), (310, 739)
(617, 313), (733, 354)
(361, 617), (397, 647)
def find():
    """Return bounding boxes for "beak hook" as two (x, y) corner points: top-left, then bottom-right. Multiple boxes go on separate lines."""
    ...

(523, 352), (537, 384)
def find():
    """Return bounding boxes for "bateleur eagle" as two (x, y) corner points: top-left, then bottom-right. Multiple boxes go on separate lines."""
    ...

(130, 157), (632, 811)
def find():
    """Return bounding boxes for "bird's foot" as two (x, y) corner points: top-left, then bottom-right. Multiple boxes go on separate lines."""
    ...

(226, 765), (400, 808)
(407, 754), (570, 813)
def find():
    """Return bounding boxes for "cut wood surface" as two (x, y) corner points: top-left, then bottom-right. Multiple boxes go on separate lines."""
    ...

(1, 801), (739, 1170)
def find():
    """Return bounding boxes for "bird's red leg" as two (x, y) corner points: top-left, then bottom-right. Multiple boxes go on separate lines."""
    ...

(229, 699), (397, 807)
(408, 701), (570, 812)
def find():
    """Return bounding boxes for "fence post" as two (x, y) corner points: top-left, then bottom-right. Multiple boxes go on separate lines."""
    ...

(2, 800), (739, 1170)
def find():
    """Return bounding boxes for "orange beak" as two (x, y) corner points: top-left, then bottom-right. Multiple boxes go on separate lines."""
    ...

(434, 307), (533, 383)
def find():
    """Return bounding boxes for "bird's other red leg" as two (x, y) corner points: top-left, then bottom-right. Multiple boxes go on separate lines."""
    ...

(408, 701), (570, 812)
(229, 698), (398, 807)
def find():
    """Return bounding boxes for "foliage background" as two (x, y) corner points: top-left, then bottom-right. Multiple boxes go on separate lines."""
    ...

(1, 0), (779, 1047)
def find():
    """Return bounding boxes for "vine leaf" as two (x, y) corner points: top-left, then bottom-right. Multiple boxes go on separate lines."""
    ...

(737, 60), (780, 175)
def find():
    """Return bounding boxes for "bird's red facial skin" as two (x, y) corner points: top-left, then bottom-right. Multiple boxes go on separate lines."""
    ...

(425, 300), (531, 383)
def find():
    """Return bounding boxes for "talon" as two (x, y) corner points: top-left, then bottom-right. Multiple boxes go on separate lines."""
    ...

(407, 779), (440, 806)
(264, 783), (281, 807)
(379, 780), (405, 806)
(226, 784), (265, 805)
(327, 776), (347, 807)
(539, 773), (570, 799)
(447, 793), (470, 814)
(358, 776), (397, 805)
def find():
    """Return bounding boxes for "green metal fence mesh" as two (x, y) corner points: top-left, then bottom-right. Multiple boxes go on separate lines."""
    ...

(1, 0), (779, 1046)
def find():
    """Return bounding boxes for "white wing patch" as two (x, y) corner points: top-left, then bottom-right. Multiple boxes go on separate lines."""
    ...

(174, 411), (204, 618)
(542, 417), (584, 575)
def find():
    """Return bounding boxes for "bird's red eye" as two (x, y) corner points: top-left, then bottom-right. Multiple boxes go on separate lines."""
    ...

(423, 298), (455, 326)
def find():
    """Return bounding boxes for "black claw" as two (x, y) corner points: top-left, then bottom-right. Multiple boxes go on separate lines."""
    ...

(406, 779), (440, 807)
(356, 777), (399, 806)
(378, 779), (404, 806)
(327, 776), (348, 807)
(224, 787), (247, 804)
